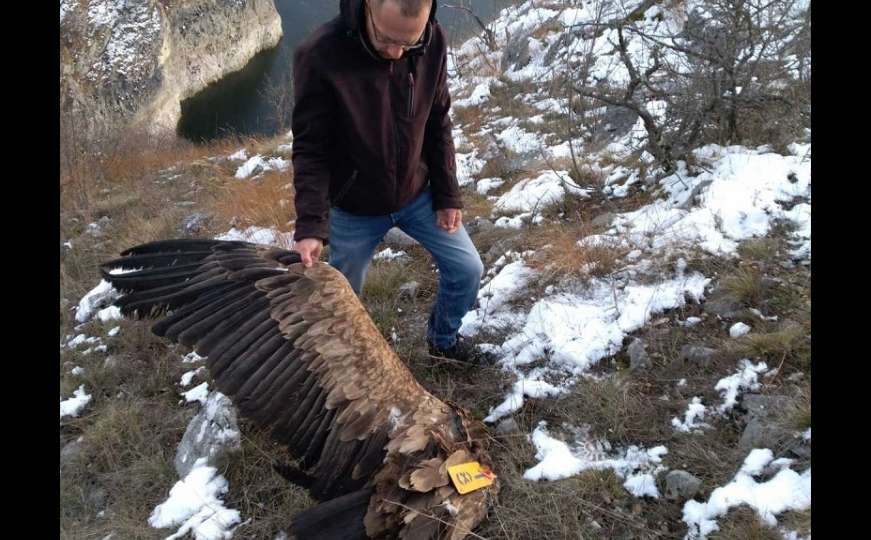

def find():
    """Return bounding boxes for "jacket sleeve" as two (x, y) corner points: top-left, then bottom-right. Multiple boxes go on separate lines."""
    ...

(291, 43), (334, 244)
(423, 26), (463, 211)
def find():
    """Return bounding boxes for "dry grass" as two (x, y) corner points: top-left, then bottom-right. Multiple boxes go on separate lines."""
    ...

(210, 168), (296, 234)
(779, 509), (811, 538)
(719, 266), (768, 307)
(460, 186), (496, 219)
(737, 237), (784, 264)
(477, 415), (682, 540)
(477, 152), (529, 185)
(545, 375), (675, 446)
(708, 507), (783, 540)
(725, 321), (810, 371)
(59, 68), (811, 540)
(59, 124), (296, 538)
(487, 76), (540, 120)
(61, 397), (191, 539)
(452, 104), (489, 134)
(223, 426), (316, 537)
(518, 221), (629, 285)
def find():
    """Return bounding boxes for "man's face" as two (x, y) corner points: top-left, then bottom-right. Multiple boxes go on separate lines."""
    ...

(365, 0), (430, 60)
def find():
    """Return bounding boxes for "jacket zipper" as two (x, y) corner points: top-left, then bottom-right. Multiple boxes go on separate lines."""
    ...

(407, 72), (415, 116)
(389, 61), (400, 209)
(333, 169), (358, 204)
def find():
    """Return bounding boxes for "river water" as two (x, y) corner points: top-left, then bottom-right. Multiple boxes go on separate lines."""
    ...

(177, 0), (515, 142)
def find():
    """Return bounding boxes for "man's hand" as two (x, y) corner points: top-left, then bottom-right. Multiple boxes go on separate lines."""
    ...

(436, 208), (462, 234)
(294, 238), (324, 267)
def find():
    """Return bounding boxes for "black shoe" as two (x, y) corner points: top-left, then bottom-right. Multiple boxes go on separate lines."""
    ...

(428, 337), (496, 366)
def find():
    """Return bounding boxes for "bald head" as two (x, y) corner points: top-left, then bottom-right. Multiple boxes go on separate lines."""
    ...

(372, 0), (432, 18)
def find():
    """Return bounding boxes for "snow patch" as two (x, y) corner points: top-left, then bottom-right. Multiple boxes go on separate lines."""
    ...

(61, 385), (92, 419)
(682, 449), (810, 538)
(148, 458), (241, 540)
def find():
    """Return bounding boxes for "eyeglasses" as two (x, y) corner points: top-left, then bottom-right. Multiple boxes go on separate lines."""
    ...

(365, 1), (426, 54)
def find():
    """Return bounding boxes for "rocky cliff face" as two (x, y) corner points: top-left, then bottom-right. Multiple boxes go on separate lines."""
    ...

(60, 0), (282, 141)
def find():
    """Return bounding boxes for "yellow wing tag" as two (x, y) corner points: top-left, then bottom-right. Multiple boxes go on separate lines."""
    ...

(447, 461), (496, 494)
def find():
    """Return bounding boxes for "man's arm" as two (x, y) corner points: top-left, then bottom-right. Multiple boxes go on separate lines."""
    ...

(291, 43), (333, 247)
(424, 25), (463, 214)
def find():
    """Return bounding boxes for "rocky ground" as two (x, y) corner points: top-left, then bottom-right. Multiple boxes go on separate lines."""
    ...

(60, 1), (811, 539)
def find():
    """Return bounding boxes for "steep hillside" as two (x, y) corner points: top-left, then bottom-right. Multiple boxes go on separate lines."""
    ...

(60, 1), (811, 538)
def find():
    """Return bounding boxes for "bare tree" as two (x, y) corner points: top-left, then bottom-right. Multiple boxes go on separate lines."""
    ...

(260, 70), (294, 135)
(552, 0), (810, 174)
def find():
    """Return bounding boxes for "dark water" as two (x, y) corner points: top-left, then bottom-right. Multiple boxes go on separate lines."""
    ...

(177, 0), (515, 142)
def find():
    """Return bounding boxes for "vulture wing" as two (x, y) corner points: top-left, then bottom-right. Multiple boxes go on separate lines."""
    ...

(101, 239), (495, 540)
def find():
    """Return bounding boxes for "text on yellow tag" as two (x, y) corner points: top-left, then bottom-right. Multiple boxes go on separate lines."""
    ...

(447, 461), (496, 494)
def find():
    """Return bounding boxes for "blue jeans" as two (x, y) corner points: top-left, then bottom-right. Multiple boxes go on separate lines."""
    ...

(329, 189), (484, 349)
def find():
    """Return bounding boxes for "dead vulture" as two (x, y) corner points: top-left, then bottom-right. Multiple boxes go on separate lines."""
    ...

(100, 239), (499, 540)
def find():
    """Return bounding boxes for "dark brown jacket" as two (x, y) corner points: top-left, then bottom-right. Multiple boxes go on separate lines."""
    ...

(291, 0), (462, 244)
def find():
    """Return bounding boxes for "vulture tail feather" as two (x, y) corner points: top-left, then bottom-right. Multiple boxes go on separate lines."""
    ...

(289, 487), (373, 540)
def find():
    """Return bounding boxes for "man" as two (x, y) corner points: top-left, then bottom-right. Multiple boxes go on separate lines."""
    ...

(290, 0), (488, 364)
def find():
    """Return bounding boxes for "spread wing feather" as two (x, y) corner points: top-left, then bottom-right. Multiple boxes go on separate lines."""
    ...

(101, 239), (447, 502)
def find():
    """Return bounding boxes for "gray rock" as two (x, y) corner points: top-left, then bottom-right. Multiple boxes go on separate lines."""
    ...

(501, 30), (532, 72)
(484, 237), (518, 264)
(181, 212), (211, 235)
(703, 291), (744, 319)
(399, 281), (420, 300)
(742, 394), (791, 421)
(495, 417), (519, 435)
(679, 345), (717, 366)
(103, 355), (121, 370)
(665, 470), (702, 501)
(384, 227), (419, 248)
(786, 372), (804, 382)
(591, 212), (616, 228)
(61, 439), (83, 469)
(739, 419), (788, 452)
(61, 0), (283, 142)
(738, 394), (793, 452)
(86, 216), (112, 237)
(789, 440), (811, 460)
(628, 338), (651, 370)
(174, 392), (241, 478)
(465, 217), (494, 236)
(88, 487), (108, 510)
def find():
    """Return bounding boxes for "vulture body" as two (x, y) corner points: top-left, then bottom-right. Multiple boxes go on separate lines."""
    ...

(100, 239), (499, 540)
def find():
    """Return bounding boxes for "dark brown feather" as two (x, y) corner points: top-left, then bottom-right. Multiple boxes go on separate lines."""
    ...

(100, 240), (500, 540)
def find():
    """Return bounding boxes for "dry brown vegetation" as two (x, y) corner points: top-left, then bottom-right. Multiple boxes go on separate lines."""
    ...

(60, 126), (811, 538)
(60, 124), (306, 537)
(520, 220), (628, 285)
(61, 28), (810, 533)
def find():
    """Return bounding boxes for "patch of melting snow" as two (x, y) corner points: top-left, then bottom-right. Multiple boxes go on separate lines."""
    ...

(494, 171), (590, 214)
(76, 280), (123, 323)
(672, 359), (768, 433)
(682, 449), (810, 539)
(215, 226), (293, 248)
(373, 248), (408, 261)
(234, 155), (290, 179)
(182, 382), (210, 405)
(715, 359), (767, 414)
(729, 322), (751, 338)
(61, 385), (92, 419)
(524, 421), (668, 499)
(476, 266), (709, 422)
(671, 397), (710, 433)
(148, 457), (241, 540)
(180, 367), (207, 388)
(183, 351), (207, 364)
